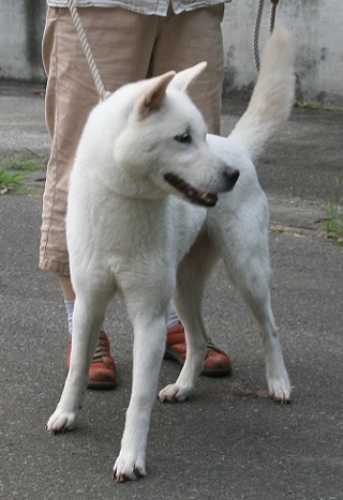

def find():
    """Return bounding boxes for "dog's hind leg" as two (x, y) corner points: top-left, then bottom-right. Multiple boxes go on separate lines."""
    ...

(218, 206), (291, 403)
(236, 278), (291, 403)
(159, 232), (218, 403)
(46, 284), (113, 433)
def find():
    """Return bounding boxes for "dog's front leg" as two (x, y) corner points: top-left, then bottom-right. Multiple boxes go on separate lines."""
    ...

(113, 315), (166, 482)
(46, 295), (107, 433)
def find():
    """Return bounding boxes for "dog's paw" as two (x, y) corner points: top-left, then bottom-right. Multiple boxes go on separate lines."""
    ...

(46, 411), (77, 434)
(113, 454), (146, 482)
(267, 377), (292, 404)
(158, 383), (192, 403)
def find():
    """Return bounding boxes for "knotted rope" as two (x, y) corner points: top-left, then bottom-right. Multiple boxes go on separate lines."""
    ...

(67, 0), (111, 101)
(254, 0), (281, 72)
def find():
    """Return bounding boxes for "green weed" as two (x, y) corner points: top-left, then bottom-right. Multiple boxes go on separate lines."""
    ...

(0, 152), (47, 194)
(321, 176), (343, 246)
(0, 169), (26, 193)
(1, 152), (46, 172)
(294, 100), (321, 110)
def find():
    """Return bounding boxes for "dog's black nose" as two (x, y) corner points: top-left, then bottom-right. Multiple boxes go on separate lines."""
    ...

(224, 168), (240, 190)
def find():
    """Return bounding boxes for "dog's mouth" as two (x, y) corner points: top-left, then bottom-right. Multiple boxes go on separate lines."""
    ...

(164, 173), (218, 207)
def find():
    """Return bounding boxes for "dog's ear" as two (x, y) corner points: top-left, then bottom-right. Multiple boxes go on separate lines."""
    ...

(136, 71), (176, 119)
(168, 62), (207, 92)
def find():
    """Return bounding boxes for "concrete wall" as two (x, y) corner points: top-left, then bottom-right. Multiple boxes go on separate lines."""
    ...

(0, 0), (46, 81)
(0, 0), (342, 107)
(222, 0), (343, 107)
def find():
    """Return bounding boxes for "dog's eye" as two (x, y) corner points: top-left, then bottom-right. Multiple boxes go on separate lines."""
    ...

(174, 133), (192, 144)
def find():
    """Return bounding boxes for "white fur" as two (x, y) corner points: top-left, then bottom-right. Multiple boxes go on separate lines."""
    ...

(46, 28), (295, 481)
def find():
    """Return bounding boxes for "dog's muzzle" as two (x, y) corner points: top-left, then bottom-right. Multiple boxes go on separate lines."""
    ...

(164, 169), (239, 208)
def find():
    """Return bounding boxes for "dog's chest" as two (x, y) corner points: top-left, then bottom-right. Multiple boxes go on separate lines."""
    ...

(115, 200), (204, 265)
(68, 192), (206, 280)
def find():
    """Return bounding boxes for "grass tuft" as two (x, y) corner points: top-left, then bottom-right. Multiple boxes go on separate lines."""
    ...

(321, 176), (343, 246)
(0, 169), (27, 193)
(0, 152), (47, 194)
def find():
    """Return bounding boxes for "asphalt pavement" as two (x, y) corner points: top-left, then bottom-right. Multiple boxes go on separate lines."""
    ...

(0, 83), (342, 500)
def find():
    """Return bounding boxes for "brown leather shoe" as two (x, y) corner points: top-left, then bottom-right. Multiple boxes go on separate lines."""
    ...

(66, 331), (116, 390)
(164, 322), (231, 377)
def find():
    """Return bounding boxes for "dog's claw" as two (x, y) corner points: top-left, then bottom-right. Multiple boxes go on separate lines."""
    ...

(46, 424), (62, 435)
(113, 467), (145, 483)
(267, 375), (292, 404)
(134, 466), (144, 478)
(279, 396), (291, 405)
(46, 424), (67, 435)
(113, 455), (146, 482)
(269, 390), (291, 405)
(159, 383), (193, 402)
(113, 472), (126, 483)
(46, 411), (77, 435)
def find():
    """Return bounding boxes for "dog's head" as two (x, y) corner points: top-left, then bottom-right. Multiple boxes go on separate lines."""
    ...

(91, 63), (239, 206)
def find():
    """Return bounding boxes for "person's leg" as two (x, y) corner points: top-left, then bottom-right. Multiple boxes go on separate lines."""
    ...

(151, 4), (225, 135)
(40, 6), (231, 383)
(40, 7), (161, 387)
(58, 275), (75, 301)
(40, 7), (159, 275)
(152, 5), (231, 376)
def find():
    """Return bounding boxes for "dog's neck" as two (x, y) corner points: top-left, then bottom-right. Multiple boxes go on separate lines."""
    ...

(96, 170), (167, 204)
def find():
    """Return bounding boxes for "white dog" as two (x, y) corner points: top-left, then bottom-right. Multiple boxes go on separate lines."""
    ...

(47, 28), (295, 482)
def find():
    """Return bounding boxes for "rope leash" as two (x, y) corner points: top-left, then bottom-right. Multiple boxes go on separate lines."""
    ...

(254, 0), (280, 72)
(67, 0), (110, 101)
(68, 0), (279, 96)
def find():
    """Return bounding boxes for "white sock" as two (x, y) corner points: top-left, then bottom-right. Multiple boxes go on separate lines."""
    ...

(166, 305), (180, 329)
(64, 299), (74, 336)
(65, 300), (178, 334)
(64, 300), (105, 336)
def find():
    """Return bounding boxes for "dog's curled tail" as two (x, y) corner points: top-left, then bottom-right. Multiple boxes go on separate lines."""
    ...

(230, 26), (296, 161)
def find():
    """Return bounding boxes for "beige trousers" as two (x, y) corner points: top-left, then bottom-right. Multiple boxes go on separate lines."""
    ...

(39, 5), (225, 275)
